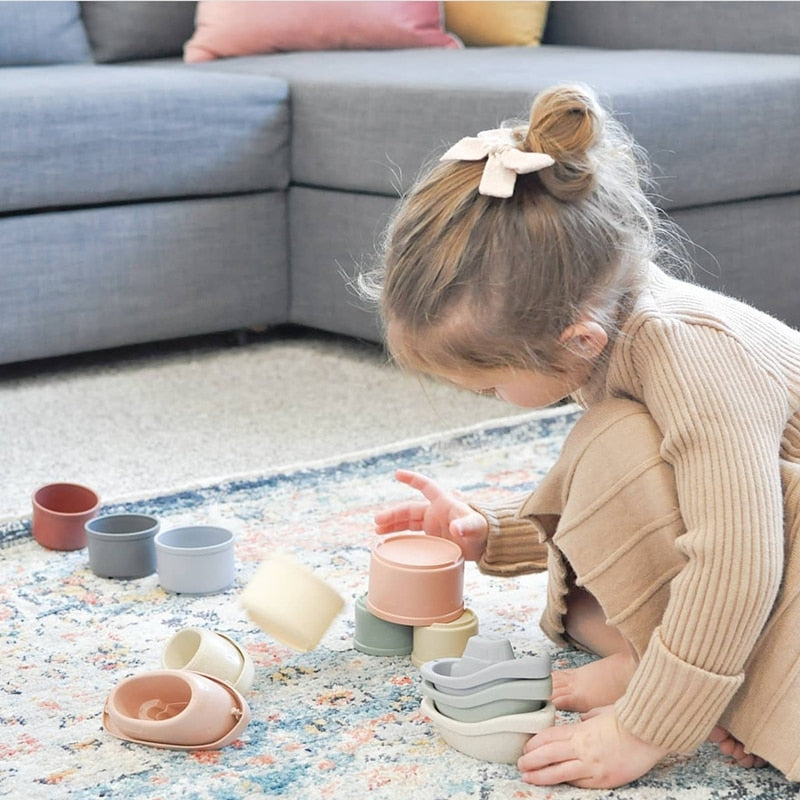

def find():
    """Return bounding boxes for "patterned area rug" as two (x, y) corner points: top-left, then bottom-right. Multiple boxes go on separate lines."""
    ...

(1, 405), (797, 800)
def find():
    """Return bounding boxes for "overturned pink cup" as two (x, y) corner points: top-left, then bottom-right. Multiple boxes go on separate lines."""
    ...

(32, 482), (100, 550)
(103, 669), (250, 750)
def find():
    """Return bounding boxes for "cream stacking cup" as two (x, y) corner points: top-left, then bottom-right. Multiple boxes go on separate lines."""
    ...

(240, 554), (344, 652)
(162, 628), (255, 694)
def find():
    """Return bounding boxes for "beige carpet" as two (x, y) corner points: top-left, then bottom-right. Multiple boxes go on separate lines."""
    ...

(0, 327), (531, 523)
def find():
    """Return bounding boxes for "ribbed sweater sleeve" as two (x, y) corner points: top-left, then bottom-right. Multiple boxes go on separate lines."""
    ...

(472, 496), (549, 576)
(613, 316), (787, 752)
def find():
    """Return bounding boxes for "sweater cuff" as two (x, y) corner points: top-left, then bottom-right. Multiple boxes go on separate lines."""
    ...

(615, 628), (744, 753)
(473, 501), (548, 576)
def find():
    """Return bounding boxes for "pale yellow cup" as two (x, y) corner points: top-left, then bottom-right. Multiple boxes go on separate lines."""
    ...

(240, 554), (344, 652)
(411, 608), (479, 668)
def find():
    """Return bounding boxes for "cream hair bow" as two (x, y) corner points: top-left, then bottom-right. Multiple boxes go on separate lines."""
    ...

(440, 128), (554, 198)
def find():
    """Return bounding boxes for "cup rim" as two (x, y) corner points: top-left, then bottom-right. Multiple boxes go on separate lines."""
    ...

(155, 525), (234, 555)
(372, 533), (463, 571)
(86, 513), (159, 540)
(419, 607), (478, 633)
(32, 482), (100, 516)
(420, 695), (556, 735)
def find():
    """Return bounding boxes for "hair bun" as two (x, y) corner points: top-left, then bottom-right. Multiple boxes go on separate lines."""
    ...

(525, 84), (604, 202)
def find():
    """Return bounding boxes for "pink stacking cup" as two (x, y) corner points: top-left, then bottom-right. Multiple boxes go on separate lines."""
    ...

(367, 534), (464, 626)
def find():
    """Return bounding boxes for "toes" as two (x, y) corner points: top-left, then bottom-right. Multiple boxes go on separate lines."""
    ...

(708, 727), (769, 770)
(551, 670), (582, 712)
(707, 725), (727, 745)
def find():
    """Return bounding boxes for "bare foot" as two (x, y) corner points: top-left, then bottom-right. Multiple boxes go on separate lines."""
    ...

(707, 726), (768, 769)
(551, 651), (637, 713)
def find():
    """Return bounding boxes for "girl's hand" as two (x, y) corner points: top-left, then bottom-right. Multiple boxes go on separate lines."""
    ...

(374, 469), (489, 561)
(518, 708), (668, 789)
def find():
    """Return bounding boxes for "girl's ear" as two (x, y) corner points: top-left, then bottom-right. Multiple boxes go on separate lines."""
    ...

(559, 320), (608, 360)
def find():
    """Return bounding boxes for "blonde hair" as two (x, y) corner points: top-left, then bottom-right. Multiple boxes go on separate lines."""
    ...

(361, 84), (677, 376)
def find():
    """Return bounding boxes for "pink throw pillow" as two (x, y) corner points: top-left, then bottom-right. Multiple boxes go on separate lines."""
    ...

(184, 1), (462, 62)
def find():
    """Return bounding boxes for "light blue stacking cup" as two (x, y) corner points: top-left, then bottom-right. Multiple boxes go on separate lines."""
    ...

(154, 525), (235, 594)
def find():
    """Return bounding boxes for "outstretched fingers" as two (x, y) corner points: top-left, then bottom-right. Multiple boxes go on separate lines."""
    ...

(393, 469), (448, 502)
(374, 501), (430, 535)
(375, 469), (487, 555)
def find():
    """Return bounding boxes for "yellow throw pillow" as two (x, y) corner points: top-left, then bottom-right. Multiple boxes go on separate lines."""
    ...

(444, 1), (550, 47)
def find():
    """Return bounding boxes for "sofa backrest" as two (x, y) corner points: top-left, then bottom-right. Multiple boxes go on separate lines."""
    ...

(0, 1), (92, 65)
(543, 1), (800, 55)
(80, 1), (196, 63)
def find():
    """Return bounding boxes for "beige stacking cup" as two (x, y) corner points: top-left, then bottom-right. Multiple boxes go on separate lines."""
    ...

(240, 554), (344, 652)
(162, 628), (255, 694)
(412, 608), (479, 667)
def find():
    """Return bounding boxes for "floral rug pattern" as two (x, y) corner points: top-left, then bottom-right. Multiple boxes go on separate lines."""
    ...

(1, 405), (797, 799)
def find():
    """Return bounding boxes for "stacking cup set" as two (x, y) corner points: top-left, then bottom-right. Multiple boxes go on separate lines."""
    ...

(32, 484), (553, 759)
(30, 482), (348, 752)
(355, 533), (555, 763)
(419, 635), (555, 763)
(103, 627), (255, 750)
(355, 533), (479, 665)
(31, 482), (236, 595)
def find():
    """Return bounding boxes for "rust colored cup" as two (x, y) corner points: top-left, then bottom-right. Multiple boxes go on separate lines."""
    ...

(32, 483), (100, 550)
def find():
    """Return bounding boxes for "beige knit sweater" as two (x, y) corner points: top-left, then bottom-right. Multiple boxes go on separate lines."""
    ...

(476, 264), (800, 779)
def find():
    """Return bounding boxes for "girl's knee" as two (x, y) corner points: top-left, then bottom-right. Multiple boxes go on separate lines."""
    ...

(563, 398), (670, 490)
(578, 398), (662, 455)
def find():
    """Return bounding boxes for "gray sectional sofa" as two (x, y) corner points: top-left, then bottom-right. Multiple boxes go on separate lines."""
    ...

(2, 1), (799, 365)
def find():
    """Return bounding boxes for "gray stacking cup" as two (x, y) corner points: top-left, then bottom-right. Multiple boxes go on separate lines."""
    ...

(85, 514), (159, 579)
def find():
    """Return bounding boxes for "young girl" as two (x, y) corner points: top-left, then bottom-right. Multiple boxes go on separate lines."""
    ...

(360, 84), (800, 789)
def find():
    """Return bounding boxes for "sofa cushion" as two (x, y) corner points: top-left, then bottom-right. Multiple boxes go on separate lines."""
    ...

(80, 1), (196, 63)
(0, 1), (91, 65)
(183, 1), (460, 62)
(192, 47), (800, 210)
(2, 194), (288, 363)
(0, 65), (289, 214)
(444, 1), (550, 47)
(543, 1), (800, 55)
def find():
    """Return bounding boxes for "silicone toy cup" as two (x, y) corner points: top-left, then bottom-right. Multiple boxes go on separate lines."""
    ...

(367, 534), (464, 626)
(85, 513), (159, 579)
(420, 677), (551, 723)
(353, 594), (413, 656)
(420, 634), (551, 695)
(421, 696), (556, 764)
(411, 608), (479, 668)
(240, 554), (344, 652)
(32, 482), (100, 550)
(154, 526), (235, 594)
(103, 670), (251, 750)
(162, 628), (255, 694)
